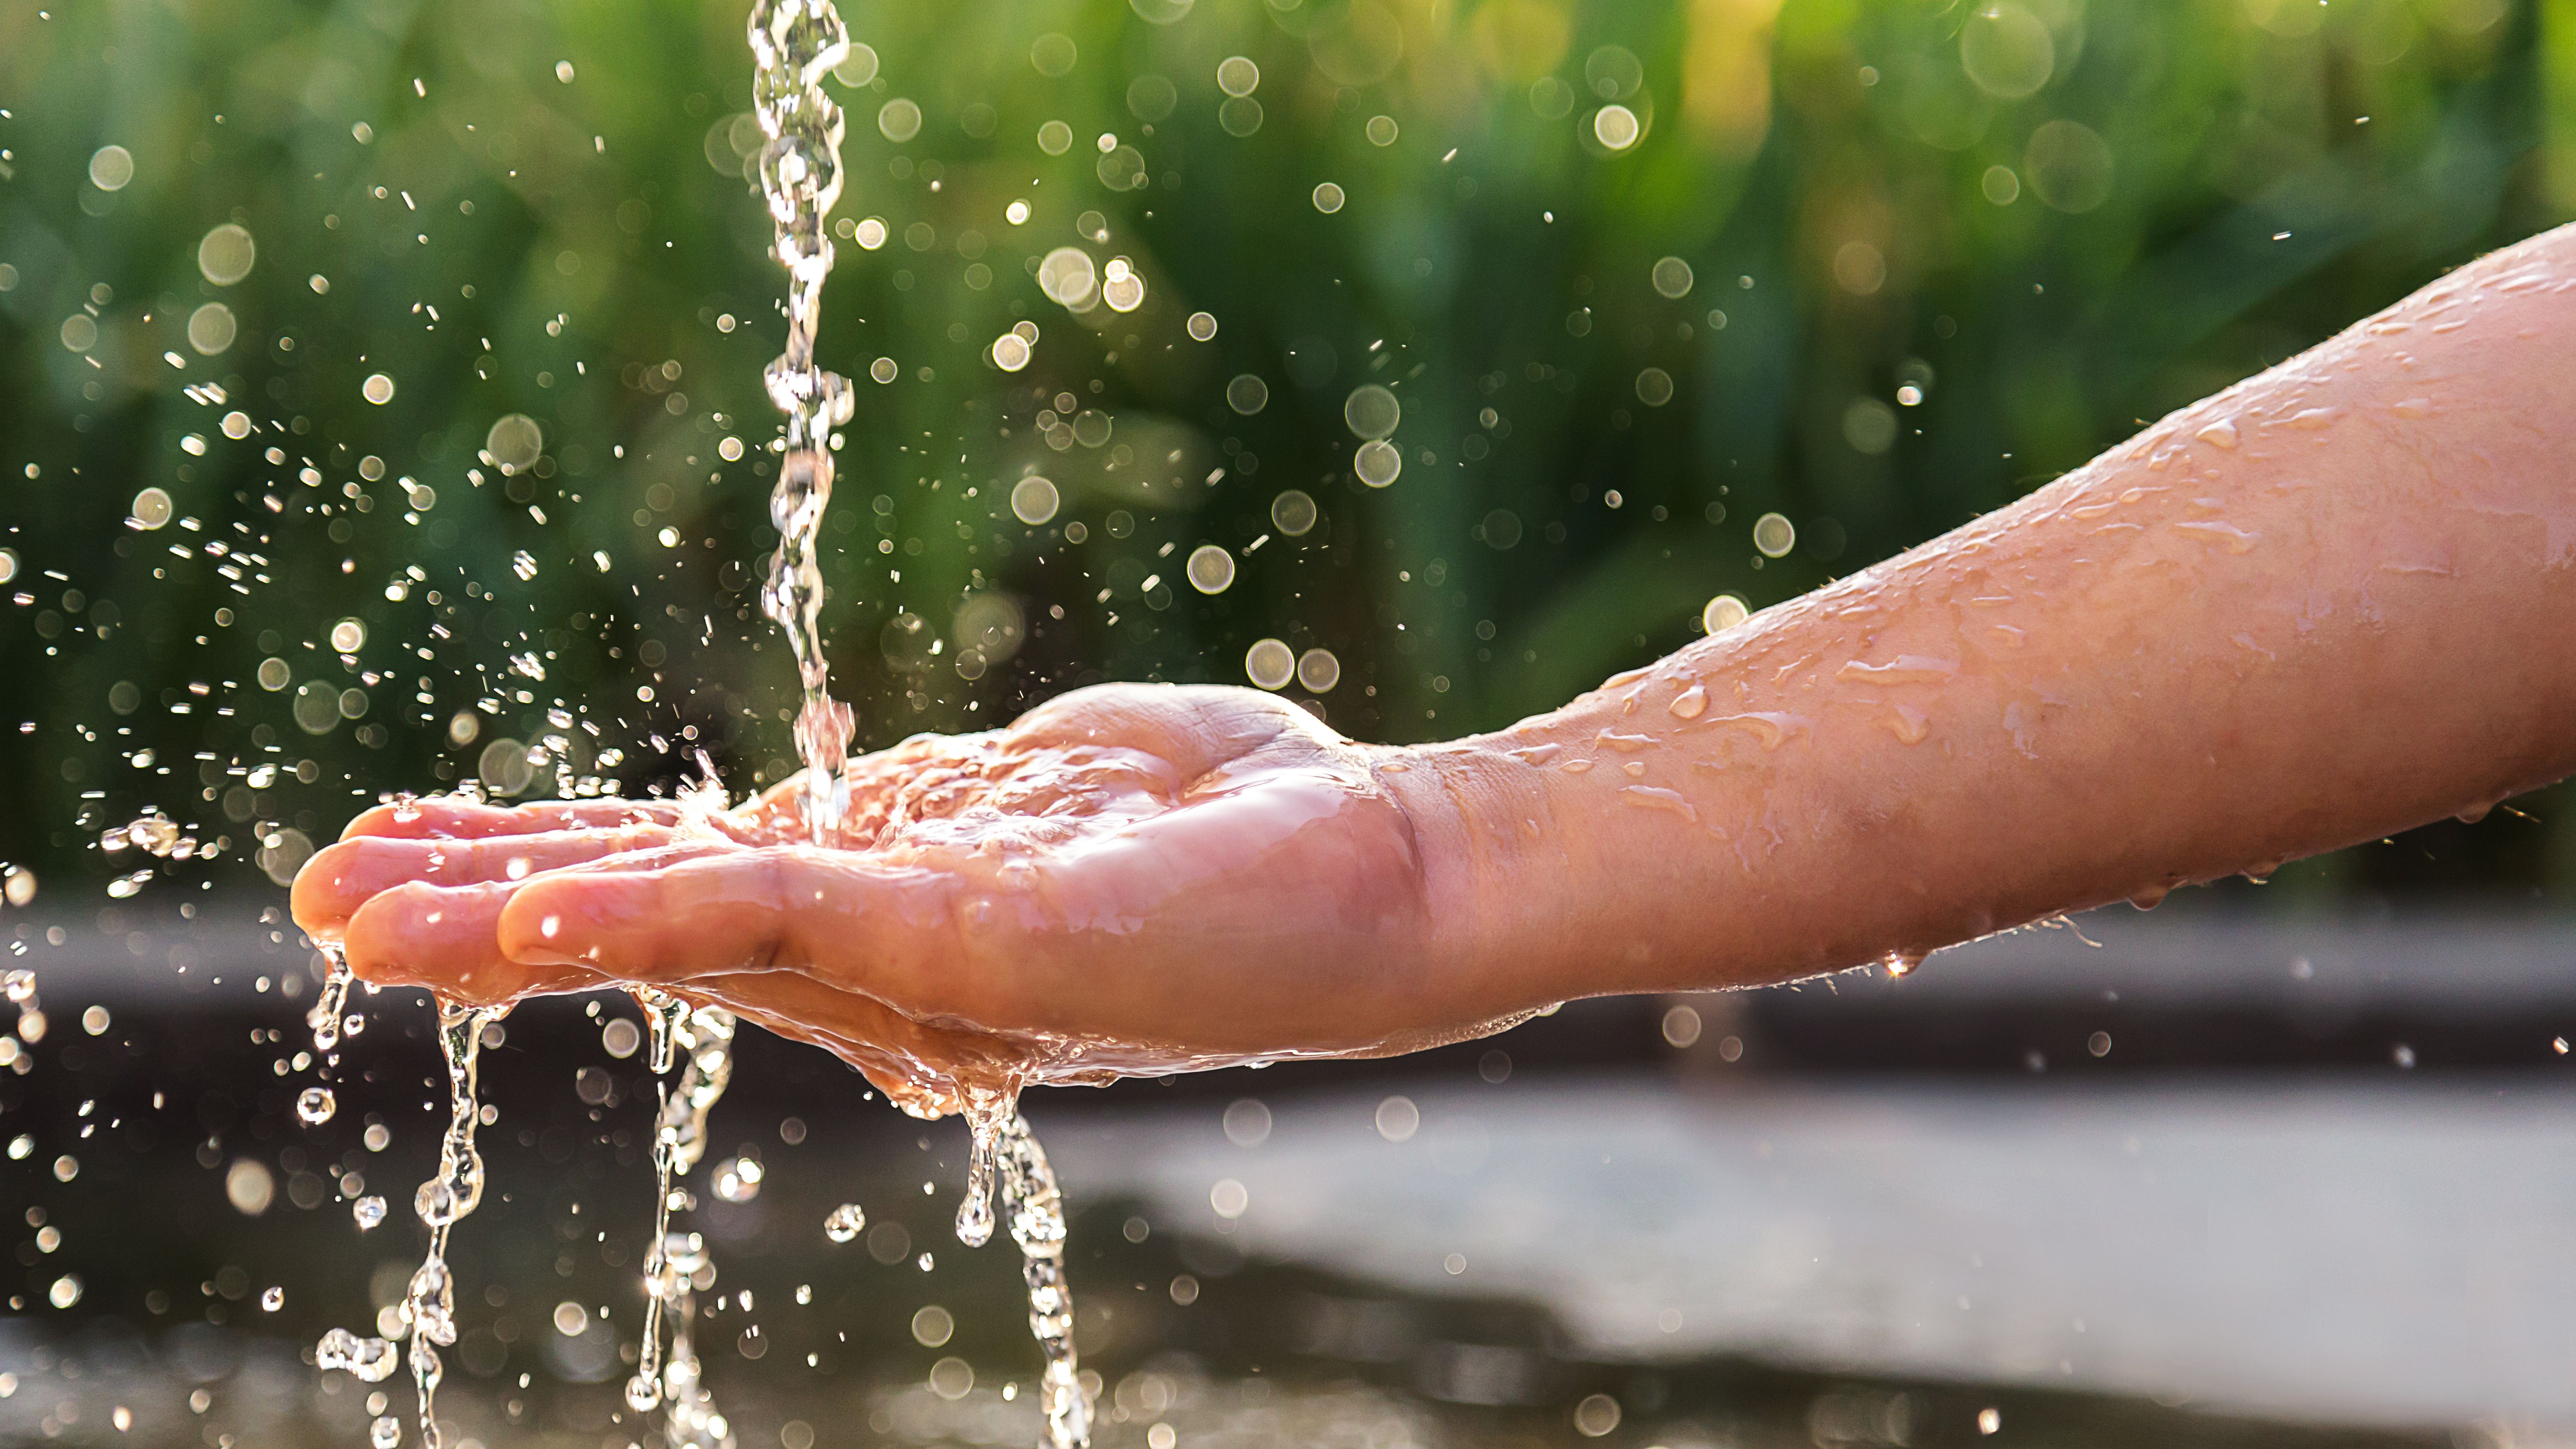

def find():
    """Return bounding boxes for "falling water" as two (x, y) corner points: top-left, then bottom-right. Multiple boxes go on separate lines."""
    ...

(308, 4), (1095, 1445)
(316, 998), (501, 1449)
(747, 0), (856, 846)
(998, 1113), (1092, 1449)
(627, 990), (739, 1449)
(736, 1), (1091, 1439)
(943, 1092), (1090, 1449)
(309, 944), (353, 1054)
(300, 941), (354, 1126)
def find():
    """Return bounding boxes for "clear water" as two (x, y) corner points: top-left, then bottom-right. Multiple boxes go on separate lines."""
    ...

(627, 993), (739, 1448)
(738, 1), (1091, 1443)
(313, 998), (500, 1449)
(295, 3), (1100, 1445)
(746, 0), (857, 850)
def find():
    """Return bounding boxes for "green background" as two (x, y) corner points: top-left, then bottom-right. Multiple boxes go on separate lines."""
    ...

(1, 0), (2571, 902)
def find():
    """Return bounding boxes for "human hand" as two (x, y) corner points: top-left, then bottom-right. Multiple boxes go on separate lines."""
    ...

(292, 685), (1528, 1111)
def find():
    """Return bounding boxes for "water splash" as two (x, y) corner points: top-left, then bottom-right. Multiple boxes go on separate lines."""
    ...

(317, 1326), (399, 1382)
(303, 942), (354, 1125)
(296, 1085), (337, 1125)
(823, 1201), (866, 1242)
(4, 966), (44, 1063)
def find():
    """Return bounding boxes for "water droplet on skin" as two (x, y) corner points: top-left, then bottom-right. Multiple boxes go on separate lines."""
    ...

(2173, 520), (2258, 553)
(2129, 884), (2170, 910)
(1620, 786), (1696, 821)
(2195, 418), (2239, 449)
(2244, 860), (2280, 883)
(1883, 706), (1931, 744)
(1838, 655), (1958, 684)
(1882, 950), (1927, 978)
(1668, 685), (1707, 719)
(2390, 397), (2435, 418)
(1706, 713), (1798, 750)
(2457, 802), (2493, 824)
(2281, 406), (2339, 430)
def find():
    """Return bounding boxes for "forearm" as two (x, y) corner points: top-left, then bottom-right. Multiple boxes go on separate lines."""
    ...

(1411, 222), (2576, 1010)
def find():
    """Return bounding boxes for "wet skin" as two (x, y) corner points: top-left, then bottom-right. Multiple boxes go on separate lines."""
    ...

(297, 222), (2576, 1106)
(293, 688), (1472, 1112)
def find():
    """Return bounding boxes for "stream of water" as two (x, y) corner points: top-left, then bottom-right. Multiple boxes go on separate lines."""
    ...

(740, 1), (1090, 1440)
(301, 3), (1094, 1445)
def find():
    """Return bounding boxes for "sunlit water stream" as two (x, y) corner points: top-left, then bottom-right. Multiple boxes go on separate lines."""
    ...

(276, 2), (1110, 1446)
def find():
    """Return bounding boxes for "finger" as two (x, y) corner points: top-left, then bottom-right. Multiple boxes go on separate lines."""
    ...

(292, 825), (678, 940)
(340, 797), (691, 843)
(344, 881), (610, 1006)
(492, 848), (964, 1001)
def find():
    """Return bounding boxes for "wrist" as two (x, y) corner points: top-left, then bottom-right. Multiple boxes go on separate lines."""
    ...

(1370, 732), (1600, 1025)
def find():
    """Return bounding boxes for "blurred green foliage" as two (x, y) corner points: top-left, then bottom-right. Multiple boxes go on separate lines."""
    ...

(0, 0), (2569, 896)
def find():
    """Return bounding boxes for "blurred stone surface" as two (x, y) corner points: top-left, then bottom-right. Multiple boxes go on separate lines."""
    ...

(1048, 1077), (2576, 1431)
